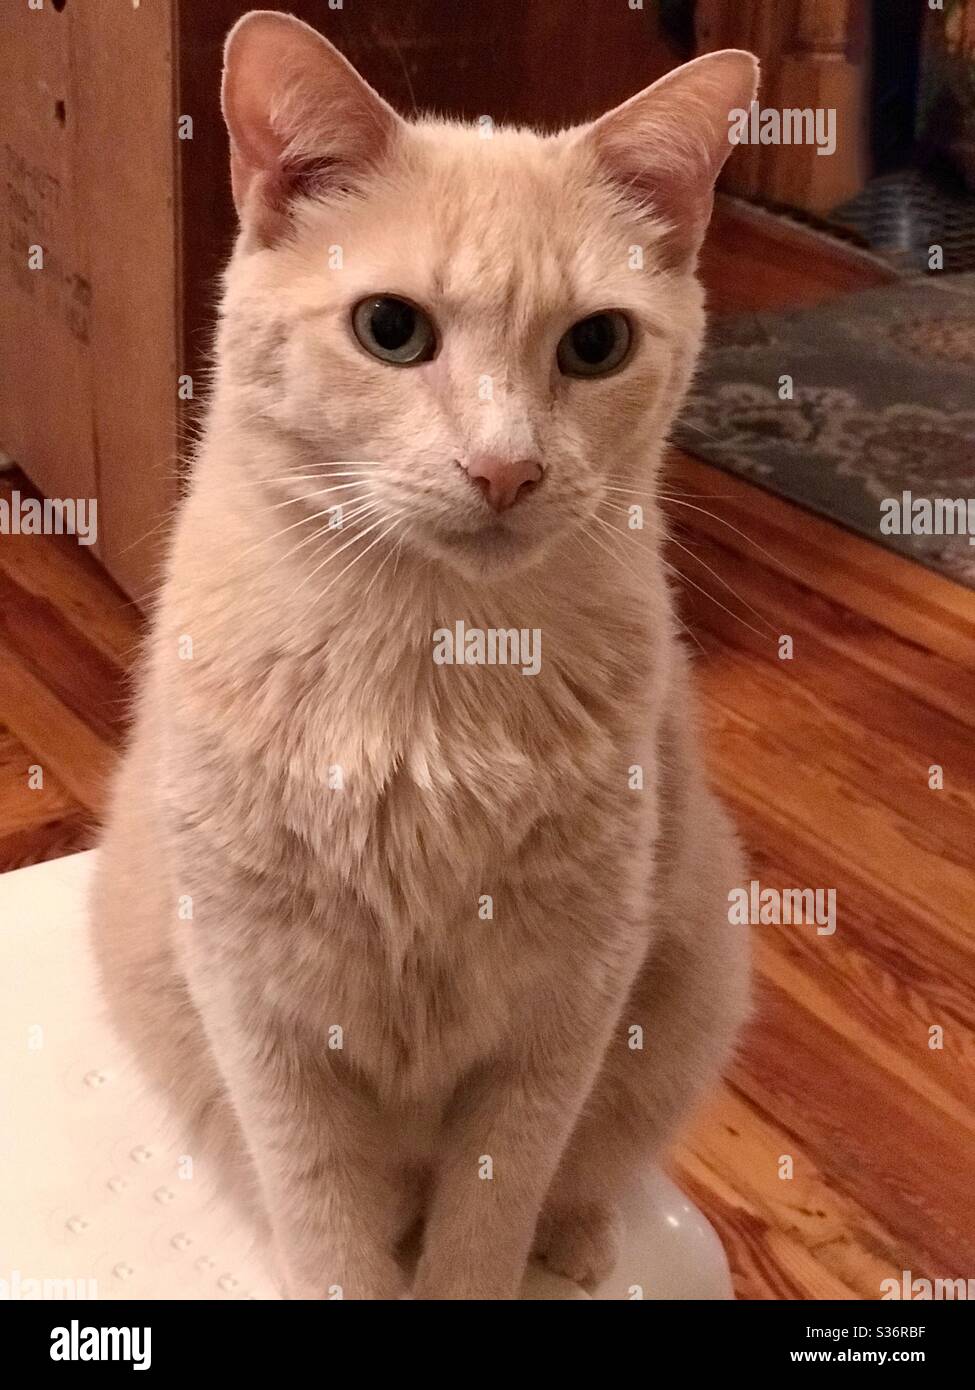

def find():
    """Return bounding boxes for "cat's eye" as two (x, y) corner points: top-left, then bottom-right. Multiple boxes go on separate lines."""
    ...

(557, 311), (632, 378)
(352, 295), (437, 365)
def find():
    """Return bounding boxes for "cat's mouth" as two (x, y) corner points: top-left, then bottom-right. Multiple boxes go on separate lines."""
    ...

(423, 514), (547, 576)
(436, 521), (520, 554)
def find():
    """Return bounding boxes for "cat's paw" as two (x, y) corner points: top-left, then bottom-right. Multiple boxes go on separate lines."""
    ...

(533, 1199), (623, 1289)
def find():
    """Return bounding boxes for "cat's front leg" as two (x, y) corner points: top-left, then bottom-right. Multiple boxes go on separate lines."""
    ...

(536, 786), (749, 1289)
(412, 982), (628, 1300)
(184, 950), (409, 1301)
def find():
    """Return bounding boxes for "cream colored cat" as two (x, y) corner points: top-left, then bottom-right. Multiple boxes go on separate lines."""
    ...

(91, 11), (758, 1300)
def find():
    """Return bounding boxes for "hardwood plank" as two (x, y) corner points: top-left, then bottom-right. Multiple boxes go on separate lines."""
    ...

(667, 452), (975, 663)
(0, 813), (95, 872)
(679, 1086), (919, 1299)
(733, 805), (975, 1041)
(676, 1144), (862, 1300)
(702, 678), (972, 947)
(0, 725), (75, 838)
(671, 549), (975, 803)
(700, 197), (895, 314)
(0, 472), (143, 667)
(695, 644), (975, 868)
(733, 984), (975, 1279)
(0, 566), (131, 746)
(0, 640), (115, 814)
(753, 933), (975, 1137)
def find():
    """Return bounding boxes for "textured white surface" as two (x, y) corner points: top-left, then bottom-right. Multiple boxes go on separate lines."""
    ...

(0, 851), (733, 1301)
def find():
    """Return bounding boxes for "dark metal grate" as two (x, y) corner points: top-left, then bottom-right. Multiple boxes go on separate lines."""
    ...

(829, 169), (975, 274)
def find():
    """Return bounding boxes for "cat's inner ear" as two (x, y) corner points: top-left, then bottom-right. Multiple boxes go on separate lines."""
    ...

(222, 10), (402, 242)
(585, 49), (759, 272)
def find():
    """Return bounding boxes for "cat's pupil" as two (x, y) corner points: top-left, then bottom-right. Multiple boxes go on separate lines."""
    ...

(571, 314), (615, 364)
(371, 298), (416, 350)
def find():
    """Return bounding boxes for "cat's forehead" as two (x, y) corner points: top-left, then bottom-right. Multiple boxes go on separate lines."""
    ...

(410, 125), (595, 310)
(293, 121), (665, 327)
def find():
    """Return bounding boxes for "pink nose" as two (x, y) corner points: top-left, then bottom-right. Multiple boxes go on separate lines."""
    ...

(463, 454), (543, 512)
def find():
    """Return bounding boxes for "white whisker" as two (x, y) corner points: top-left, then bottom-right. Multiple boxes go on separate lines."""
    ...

(311, 511), (408, 607)
(665, 532), (776, 634)
(259, 481), (372, 513)
(240, 494), (377, 562)
(361, 516), (407, 601)
(297, 509), (397, 593)
(581, 519), (706, 655)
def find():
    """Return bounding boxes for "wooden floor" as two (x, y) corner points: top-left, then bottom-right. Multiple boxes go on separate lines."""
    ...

(1, 201), (973, 1299)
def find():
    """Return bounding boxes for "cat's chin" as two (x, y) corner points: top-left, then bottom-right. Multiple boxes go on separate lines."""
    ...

(421, 520), (553, 580)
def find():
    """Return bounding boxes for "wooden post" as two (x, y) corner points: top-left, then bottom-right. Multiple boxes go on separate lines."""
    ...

(697, 0), (870, 216)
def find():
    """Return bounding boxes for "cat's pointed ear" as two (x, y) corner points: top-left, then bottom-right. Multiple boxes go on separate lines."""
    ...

(222, 10), (403, 242)
(585, 50), (759, 272)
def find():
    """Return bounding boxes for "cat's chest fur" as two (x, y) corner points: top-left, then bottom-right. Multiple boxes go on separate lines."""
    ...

(159, 530), (664, 1098)
(174, 608), (651, 912)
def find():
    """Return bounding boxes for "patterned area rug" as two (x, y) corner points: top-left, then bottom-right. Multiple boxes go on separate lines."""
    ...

(675, 274), (975, 588)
